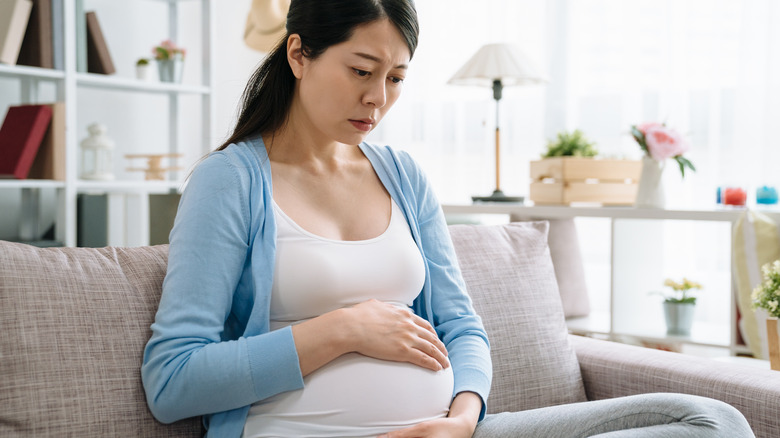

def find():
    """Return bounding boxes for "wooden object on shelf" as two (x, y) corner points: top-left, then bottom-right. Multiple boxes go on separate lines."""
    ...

(0, 0), (33, 65)
(768, 318), (780, 371)
(17, 0), (53, 68)
(0, 104), (53, 179)
(85, 11), (114, 75)
(125, 153), (183, 180)
(28, 102), (66, 180)
(529, 157), (642, 205)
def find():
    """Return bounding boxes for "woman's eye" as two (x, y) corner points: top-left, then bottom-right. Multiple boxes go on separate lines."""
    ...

(389, 76), (404, 84)
(353, 68), (370, 77)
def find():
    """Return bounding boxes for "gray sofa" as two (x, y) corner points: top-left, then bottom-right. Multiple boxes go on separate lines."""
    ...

(2, 221), (779, 437)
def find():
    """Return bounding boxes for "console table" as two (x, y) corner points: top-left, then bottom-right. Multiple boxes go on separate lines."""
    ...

(441, 203), (780, 355)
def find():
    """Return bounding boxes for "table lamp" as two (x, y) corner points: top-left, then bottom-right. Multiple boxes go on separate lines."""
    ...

(448, 43), (545, 202)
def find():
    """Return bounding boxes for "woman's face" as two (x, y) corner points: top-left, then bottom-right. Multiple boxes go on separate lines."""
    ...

(289, 18), (411, 146)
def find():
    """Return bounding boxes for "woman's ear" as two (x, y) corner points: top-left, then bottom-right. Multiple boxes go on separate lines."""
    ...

(287, 34), (305, 79)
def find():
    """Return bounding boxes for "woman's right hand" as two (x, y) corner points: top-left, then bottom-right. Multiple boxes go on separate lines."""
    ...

(343, 299), (449, 372)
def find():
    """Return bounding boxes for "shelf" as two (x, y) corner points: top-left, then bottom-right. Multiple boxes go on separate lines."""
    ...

(616, 320), (732, 349)
(0, 64), (65, 80)
(0, 180), (66, 189)
(567, 311), (732, 349)
(76, 73), (210, 95)
(566, 311), (611, 336)
(76, 179), (184, 194)
(442, 203), (780, 222)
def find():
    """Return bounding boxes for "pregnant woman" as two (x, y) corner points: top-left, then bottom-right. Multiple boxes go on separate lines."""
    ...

(142, 1), (754, 437)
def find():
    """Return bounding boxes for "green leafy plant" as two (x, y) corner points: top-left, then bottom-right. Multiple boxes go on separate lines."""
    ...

(656, 278), (703, 304)
(542, 130), (598, 158)
(136, 58), (149, 66)
(752, 260), (780, 318)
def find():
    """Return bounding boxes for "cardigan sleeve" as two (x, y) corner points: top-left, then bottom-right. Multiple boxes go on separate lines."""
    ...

(395, 150), (493, 420)
(141, 151), (303, 424)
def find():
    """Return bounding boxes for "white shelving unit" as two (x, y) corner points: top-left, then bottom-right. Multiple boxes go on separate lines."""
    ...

(0, 0), (215, 247)
(442, 203), (780, 355)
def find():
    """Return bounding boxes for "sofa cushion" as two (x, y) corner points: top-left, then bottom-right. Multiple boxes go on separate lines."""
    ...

(509, 217), (591, 318)
(448, 222), (587, 414)
(0, 241), (201, 437)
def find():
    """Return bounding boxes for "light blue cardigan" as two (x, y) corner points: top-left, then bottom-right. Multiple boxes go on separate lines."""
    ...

(141, 137), (492, 437)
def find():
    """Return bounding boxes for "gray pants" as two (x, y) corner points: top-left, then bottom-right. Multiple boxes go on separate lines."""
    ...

(473, 393), (754, 437)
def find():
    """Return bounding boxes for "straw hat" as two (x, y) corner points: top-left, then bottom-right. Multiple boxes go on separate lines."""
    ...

(244, 0), (291, 53)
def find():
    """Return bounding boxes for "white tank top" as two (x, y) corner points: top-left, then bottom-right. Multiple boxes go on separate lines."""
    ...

(243, 199), (454, 438)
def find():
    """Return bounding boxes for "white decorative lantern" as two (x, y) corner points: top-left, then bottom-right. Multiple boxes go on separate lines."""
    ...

(80, 123), (114, 180)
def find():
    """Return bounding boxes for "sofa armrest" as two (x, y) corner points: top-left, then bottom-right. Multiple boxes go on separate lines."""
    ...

(570, 335), (780, 438)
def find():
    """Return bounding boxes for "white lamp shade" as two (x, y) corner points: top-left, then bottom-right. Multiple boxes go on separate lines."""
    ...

(448, 43), (546, 87)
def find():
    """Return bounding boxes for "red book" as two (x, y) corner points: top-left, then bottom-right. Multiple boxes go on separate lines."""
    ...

(0, 104), (53, 179)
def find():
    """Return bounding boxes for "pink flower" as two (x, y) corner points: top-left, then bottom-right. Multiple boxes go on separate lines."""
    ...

(637, 122), (663, 136)
(644, 125), (689, 161)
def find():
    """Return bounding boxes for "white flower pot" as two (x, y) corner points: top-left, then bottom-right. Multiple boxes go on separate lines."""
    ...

(135, 64), (151, 81)
(663, 301), (695, 336)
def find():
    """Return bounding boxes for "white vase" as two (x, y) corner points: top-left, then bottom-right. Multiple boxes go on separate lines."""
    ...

(635, 156), (665, 208)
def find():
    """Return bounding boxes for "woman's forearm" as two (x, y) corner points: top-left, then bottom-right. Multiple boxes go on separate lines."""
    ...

(448, 391), (483, 434)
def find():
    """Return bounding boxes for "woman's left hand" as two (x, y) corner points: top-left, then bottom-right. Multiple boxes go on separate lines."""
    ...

(377, 416), (474, 438)
(377, 391), (482, 438)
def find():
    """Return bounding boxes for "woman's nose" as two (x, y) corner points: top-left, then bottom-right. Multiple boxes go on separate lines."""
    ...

(363, 78), (387, 108)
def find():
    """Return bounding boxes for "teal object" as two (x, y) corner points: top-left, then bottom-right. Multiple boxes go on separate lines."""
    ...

(756, 186), (778, 205)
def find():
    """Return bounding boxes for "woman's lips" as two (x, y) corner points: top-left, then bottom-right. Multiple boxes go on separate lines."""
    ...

(350, 119), (373, 132)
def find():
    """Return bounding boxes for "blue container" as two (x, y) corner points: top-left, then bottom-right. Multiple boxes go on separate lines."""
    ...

(756, 186), (779, 205)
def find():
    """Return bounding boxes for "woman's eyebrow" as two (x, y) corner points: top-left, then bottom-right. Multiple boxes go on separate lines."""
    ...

(353, 52), (408, 69)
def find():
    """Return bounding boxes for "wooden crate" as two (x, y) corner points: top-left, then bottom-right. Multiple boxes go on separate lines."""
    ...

(529, 157), (642, 205)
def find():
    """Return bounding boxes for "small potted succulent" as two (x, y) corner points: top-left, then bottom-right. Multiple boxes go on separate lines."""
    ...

(135, 58), (151, 81)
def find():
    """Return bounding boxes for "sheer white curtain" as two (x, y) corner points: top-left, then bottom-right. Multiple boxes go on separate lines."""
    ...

(369, 0), (780, 207)
(367, 0), (780, 343)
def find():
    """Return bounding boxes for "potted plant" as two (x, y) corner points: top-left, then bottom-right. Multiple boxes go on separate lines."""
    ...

(654, 277), (703, 336)
(529, 129), (642, 205)
(542, 129), (599, 158)
(153, 40), (186, 83)
(135, 58), (150, 81)
(752, 260), (780, 370)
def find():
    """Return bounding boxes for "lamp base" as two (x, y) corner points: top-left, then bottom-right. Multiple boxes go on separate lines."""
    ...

(471, 189), (524, 203)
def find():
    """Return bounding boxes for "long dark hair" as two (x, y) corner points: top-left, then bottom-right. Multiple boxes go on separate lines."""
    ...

(216, 0), (419, 151)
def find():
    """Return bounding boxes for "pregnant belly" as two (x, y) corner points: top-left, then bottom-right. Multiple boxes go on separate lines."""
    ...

(244, 353), (455, 438)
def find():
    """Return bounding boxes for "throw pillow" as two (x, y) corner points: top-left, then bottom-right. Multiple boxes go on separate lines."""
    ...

(0, 241), (202, 437)
(509, 216), (591, 318)
(448, 222), (587, 414)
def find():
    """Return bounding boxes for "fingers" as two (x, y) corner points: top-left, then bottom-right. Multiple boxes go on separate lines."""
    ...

(351, 300), (450, 371)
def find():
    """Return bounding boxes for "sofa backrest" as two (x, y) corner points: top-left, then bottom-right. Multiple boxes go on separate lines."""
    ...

(1, 221), (586, 435)
(0, 241), (202, 437)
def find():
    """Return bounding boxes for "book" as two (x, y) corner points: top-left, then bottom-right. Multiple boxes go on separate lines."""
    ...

(149, 193), (181, 245)
(17, 0), (53, 68)
(50, 0), (63, 69)
(85, 11), (114, 75)
(75, 0), (86, 72)
(0, 0), (33, 65)
(28, 102), (65, 180)
(77, 193), (108, 247)
(0, 104), (53, 179)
